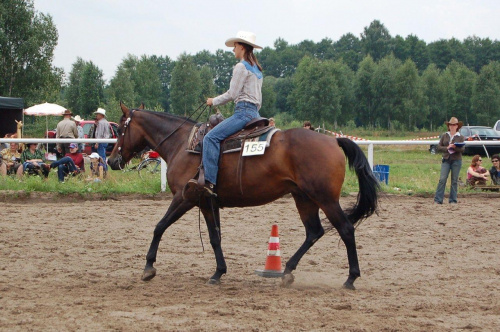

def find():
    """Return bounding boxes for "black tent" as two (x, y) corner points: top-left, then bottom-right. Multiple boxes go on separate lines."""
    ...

(0, 96), (24, 138)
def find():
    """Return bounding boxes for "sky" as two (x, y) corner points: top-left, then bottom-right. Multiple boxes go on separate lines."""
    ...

(34, 0), (500, 82)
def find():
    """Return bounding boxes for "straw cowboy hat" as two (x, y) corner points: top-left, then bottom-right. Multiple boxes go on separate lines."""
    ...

(225, 31), (262, 49)
(72, 115), (84, 122)
(445, 117), (463, 129)
(62, 109), (73, 116)
(94, 108), (107, 117)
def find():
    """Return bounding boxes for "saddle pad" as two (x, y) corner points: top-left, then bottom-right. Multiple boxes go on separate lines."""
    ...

(186, 127), (280, 154)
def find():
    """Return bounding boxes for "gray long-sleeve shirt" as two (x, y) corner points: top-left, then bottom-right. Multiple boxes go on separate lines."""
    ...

(213, 62), (262, 110)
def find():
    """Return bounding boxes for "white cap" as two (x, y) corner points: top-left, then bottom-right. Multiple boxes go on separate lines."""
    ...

(89, 152), (100, 159)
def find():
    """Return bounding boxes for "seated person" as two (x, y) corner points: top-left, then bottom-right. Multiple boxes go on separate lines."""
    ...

(0, 142), (24, 178)
(303, 121), (314, 130)
(89, 152), (106, 180)
(467, 155), (489, 186)
(48, 143), (84, 182)
(20, 142), (50, 178)
(489, 154), (500, 185)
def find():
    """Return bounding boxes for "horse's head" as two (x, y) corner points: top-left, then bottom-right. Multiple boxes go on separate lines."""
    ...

(108, 102), (147, 170)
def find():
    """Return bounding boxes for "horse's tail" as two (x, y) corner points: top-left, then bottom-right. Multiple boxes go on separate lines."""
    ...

(337, 138), (379, 226)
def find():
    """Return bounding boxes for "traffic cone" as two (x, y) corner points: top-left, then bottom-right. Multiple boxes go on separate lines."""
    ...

(255, 224), (284, 278)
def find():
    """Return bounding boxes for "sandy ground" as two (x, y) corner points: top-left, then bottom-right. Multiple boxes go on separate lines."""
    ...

(1, 193), (499, 331)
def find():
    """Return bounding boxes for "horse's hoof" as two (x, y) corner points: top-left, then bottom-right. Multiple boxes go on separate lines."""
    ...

(207, 278), (221, 285)
(281, 273), (295, 287)
(342, 282), (356, 290)
(141, 267), (157, 281)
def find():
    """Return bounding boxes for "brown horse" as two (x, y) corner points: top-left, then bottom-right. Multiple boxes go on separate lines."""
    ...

(108, 103), (379, 289)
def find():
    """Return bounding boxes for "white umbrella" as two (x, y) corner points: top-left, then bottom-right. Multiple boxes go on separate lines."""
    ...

(23, 103), (68, 151)
(24, 102), (66, 116)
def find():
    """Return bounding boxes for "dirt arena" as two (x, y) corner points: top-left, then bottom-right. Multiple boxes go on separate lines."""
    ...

(1, 192), (499, 331)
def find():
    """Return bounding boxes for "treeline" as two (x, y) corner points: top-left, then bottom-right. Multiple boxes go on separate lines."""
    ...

(2, 1), (500, 129)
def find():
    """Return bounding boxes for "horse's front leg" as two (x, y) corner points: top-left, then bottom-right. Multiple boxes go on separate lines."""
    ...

(201, 198), (226, 284)
(142, 193), (195, 281)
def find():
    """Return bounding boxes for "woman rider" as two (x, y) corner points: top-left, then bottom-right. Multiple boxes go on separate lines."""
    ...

(185, 31), (263, 197)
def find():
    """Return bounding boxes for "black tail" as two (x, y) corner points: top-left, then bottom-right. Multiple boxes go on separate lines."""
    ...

(337, 138), (379, 226)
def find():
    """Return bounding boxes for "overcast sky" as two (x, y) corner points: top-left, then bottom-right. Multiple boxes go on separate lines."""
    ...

(35, 0), (500, 82)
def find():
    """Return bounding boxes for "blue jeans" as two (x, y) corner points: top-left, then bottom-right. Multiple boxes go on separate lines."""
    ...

(202, 102), (260, 184)
(97, 143), (108, 171)
(50, 156), (78, 182)
(434, 158), (462, 204)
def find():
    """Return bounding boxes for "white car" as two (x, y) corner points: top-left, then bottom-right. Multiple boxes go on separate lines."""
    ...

(494, 120), (500, 135)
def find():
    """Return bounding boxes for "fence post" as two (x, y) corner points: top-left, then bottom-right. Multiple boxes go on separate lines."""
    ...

(161, 158), (167, 192)
(368, 143), (374, 171)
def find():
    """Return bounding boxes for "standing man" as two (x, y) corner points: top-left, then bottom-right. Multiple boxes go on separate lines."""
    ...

(72, 115), (85, 152)
(56, 109), (78, 158)
(93, 108), (110, 169)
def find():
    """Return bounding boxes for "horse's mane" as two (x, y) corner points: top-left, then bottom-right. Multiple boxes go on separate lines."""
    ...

(131, 109), (197, 124)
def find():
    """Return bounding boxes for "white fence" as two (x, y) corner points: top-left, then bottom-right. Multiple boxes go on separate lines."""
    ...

(2, 138), (499, 192)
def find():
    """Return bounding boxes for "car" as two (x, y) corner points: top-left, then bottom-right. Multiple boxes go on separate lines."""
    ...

(429, 126), (500, 156)
(45, 120), (119, 157)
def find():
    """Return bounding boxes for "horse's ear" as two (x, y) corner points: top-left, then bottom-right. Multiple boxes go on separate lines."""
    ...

(139, 103), (145, 110)
(120, 101), (130, 116)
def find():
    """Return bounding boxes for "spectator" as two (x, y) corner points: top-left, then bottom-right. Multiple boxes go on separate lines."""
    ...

(56, 109), (78, 157)
(489, 154), (500, 185)
(48, 143), (84, 182)
(92, 108), (110, 170)
(269, 117), (275, 127)
(0, 142), (23, 178)
(466, 155), (489, 186)
(89, 152), (106, 180)
(434, 117), (466, 204)
(72, 115), (85, 152)
(303, 121), (314, 130)
(20, 143), (50, 178)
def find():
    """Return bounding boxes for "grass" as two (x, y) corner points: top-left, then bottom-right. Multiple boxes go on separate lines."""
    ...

(0, 145), (494, 197)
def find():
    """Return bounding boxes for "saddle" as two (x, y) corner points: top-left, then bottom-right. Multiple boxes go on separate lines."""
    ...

(187, 115), (275, 154)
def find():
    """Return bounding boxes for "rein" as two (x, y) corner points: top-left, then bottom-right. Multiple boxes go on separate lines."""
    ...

(115, 103), (210, 169)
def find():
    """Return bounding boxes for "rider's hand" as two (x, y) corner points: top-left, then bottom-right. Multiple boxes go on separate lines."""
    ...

(206, 98), (214, 106)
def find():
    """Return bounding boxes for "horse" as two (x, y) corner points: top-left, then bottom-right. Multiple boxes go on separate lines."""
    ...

(108, 103), (379, 289)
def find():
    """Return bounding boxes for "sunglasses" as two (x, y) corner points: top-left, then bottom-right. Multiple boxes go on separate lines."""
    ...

(493, 160), (499, 162)
(478, 159), (482, 161)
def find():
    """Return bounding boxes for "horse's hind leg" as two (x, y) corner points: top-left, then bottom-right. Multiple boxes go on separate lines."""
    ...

(143, 193), (195, 281)
(201, 198), (226, 284)
(282, 192), (324, 286)
(322, 201), (360, 290)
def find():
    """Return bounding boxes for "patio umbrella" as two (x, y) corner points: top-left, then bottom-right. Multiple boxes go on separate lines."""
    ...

(23, 103), (68, 150)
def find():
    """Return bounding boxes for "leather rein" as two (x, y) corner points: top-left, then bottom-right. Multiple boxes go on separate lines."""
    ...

(115, 104), (210, 169)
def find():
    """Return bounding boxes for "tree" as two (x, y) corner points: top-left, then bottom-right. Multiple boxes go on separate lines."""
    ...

(333, 33), (363, 71)
(473, 61), (500, 125)
(65, 58), (104, 117)
(360, 20), (393, 61)
(132, 55), (162, 108)
(394, 59), (425, 129)
(170, 54), (201, 116)
(289, 56), (341, 124)
(370, 54), (401, 128)
(260, 76), (277, 118)
(446, 61), (477, 124)
(77, 61), (105, 117)
(355, 55), (377, 127)
(0, 0), (62, 104)
(422, 64), (442, 130)
(198, 66), (216, 102)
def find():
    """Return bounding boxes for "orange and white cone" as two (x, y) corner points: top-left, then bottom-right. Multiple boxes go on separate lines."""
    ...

(255, 224), (284, 278)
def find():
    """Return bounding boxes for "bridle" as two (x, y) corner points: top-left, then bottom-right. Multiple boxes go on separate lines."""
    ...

(114, 104), (211, 170)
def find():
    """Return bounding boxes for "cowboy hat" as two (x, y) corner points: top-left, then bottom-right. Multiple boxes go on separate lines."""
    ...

(225, 31), (262, 49)
(445, 117), (463, 129)
(94, 108), (107, 117)
(62, 109), (73, 116)
(72, 115), (84, 122)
